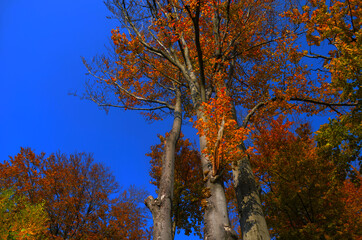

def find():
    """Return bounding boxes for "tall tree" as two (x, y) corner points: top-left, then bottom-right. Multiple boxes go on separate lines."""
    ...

(84, 49), (184, 238)
(93, 0), (283, 238)
(87, 0), (358, 238)
(148, 133), (204, 238)
(144, 90), (182, 240)
(0, 148), (149, 239)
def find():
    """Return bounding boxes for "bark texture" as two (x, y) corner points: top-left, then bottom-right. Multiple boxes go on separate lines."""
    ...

(226, 101), (270, 240)
(145, 91), (182, 240)
(232, 146), (270, 240)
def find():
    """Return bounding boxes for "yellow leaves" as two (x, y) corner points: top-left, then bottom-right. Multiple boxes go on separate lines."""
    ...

(302, 5), (310, 12)
(288, 0), (361, 103)
(0, 189), (49, 240)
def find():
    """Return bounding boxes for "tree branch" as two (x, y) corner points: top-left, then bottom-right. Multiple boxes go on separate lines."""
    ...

(242, 101), (267, 128)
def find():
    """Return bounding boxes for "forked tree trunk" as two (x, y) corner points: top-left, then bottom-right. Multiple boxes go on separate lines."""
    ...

(197, 111), (237, 240)
(145, 90), (182, 240)
(232, 150), (270, 240)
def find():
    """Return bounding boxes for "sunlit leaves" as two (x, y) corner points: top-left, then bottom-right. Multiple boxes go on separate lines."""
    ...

(0, 188), (48, 240)
(286, 0), (361, 104)
(193, 87), (249, 175)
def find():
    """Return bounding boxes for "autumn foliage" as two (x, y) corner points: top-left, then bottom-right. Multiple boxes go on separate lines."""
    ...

(251, 117), (362, 239)
(0, 188), (48, 239)
(193, 87), (249, 176)
(0, 148), (149, 240)
(81, 0), (361, 238)
(148, 133), (204, 237)
(286, 0), (361, 104)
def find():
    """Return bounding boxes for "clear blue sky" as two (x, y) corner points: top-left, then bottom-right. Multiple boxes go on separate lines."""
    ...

(0, 1), (199, 238)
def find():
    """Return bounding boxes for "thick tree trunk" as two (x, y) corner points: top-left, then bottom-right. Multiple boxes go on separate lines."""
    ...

(198, 111), (237, 240)
(145, 90), (182, 240)
(225, 100), (270, 240)
(232, 144), (271, 240)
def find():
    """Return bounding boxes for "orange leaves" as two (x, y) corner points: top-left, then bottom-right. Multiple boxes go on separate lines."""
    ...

(0, 148), (149, 239)
(251, 117), (362, 239)
(193, 88), (248, 175)
(339, 167), (362, 238)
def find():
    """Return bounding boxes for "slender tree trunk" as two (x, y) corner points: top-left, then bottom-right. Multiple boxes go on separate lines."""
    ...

(145, 89), (182, 240)
(232, 151), (270, 240)
(197, 111), (237, 240)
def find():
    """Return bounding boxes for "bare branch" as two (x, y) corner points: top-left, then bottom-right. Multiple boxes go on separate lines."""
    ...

(241, 96), (357, 128)
(303, 53), (332, 60)
(289, 97), (358, 107)
(96, 103), (171, 111)
(242, 101), (267, 128)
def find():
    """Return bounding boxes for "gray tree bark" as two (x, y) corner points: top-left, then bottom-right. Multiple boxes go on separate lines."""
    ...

(145, 90), (182, 240)
(196, 111), (237, 240)
(228, 102), (270, 240)
(232, 151), (271, 240)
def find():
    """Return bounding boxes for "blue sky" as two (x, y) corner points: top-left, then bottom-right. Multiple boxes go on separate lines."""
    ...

(0, 1), (199, 238)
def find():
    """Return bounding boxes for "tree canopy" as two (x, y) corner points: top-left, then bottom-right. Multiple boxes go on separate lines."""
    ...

(82, 0), (361, 239)
(0, 148), (150, 240)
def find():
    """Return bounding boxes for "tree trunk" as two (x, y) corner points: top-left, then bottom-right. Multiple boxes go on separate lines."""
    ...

(232, 144), (271, 240)
(198, 111), (237, 240)
(225, 99), (270, 240)
(145, 90), (182, 240)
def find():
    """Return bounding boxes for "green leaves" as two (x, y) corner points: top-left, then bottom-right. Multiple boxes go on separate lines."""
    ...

(0, 188), (49, 240)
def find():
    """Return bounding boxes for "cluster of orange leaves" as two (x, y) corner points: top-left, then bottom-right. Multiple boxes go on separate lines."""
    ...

(193, 87), (249, 176)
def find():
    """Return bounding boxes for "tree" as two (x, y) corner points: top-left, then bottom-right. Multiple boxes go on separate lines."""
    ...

(148, 133), (204, 238)
(286, 0), (361, 106)
(100, 186), (151, 240)
(91, 0), (283, 238)
(251, 117), (362, 239)
(285, 0), (361, 175)
(84, 57), (183, 239)
(0, 148), (149, 239)
(0, 188), (48, 240)
(86, 0), (359, 238)
(83, 15), (185, 237)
